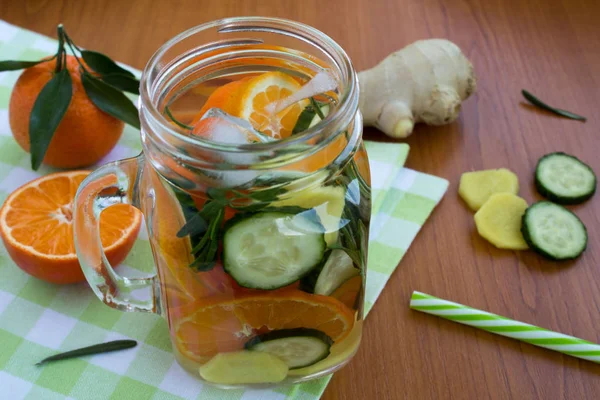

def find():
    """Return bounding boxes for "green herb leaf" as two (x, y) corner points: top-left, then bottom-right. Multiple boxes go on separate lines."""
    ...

(101, 73), (140, 95)
(292, 98), (328, 134)
(82, 72), (140, 129)
(165, 106), (193, 130)
(29, 68), (73, 170)
(81, 50), (135, 78)
(310, 97), (326, 120)
(522, 90), (587, 122)
(36, 340), (137, 366)
(0, 57), (55, 72)
(177, 213), (208, 237)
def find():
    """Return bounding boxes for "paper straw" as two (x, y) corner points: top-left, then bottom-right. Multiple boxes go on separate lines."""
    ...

(410, 291), (600, 364)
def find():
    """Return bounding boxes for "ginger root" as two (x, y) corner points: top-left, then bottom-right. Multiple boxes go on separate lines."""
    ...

(358, 39), (476, 138)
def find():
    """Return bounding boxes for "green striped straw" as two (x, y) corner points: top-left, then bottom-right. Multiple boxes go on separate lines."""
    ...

(410, 291), (600, 364)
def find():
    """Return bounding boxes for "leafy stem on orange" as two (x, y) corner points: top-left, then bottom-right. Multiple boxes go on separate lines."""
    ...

(0, 24), (140, 170)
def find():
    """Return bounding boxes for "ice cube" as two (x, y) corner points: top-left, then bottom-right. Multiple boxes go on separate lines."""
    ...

(191, 108), (271, 187)
(200, 108), (275, 145)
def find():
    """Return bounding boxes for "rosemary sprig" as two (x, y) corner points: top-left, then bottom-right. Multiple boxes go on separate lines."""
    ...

(175, 182), (288, 271)
(36, 340), (137, 366)
(522, 90), (586, 122)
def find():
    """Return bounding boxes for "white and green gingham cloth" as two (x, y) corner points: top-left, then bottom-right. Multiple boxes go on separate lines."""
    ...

(0, 20), (448, 400)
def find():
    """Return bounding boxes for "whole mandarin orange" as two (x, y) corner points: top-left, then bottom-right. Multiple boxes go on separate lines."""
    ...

(9, 55), (124, 168)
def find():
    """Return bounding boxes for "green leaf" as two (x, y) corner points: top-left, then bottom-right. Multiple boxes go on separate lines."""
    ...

(176, 213), (208, 238)
(522, 90), (587, 122)
(165, 106), (193, 130)
(29, 68), (73, 170)
(0, 57), (54, 72)
(36, 340), (137, 366)
(81, 50), (135, 78)
(189, 259), (217, 272)
(100, 73), (140, 95)
(310, 97), (326, 119)
(82, 72), (140, 129)
(292, 98), (328, 134)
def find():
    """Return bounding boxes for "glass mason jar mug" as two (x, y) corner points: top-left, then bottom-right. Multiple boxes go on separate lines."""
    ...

(74, 17), (371, 387)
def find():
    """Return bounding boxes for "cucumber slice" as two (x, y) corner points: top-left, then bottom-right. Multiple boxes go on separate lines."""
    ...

(246, 328), (333, 369)
(199, 351), (288, 384)
(535, 152), (596, 204)
(521, 201), (587, 260)
(292, 103), (330, 134)
(223, 212), (326, 289)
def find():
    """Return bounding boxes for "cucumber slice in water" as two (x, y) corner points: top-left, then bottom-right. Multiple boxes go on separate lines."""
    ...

(246, 328), (333, 369)
(535, 152), (596, 204)
(223, 212), (326, 290)
(521, 201), (587, 260)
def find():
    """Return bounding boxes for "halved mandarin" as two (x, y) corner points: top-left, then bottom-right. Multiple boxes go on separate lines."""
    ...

(0, 171), (141, 284)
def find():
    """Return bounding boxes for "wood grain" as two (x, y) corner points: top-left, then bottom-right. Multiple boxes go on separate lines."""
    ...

(2, 0), (600, 398)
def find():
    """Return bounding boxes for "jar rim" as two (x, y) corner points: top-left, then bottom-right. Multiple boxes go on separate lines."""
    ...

(139, 16), (359, 164)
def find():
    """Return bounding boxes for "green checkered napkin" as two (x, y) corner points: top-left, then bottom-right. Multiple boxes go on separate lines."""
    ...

(0, 20), (448, 400)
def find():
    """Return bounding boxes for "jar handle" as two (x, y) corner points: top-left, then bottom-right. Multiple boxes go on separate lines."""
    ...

(73, 154), (158, 314)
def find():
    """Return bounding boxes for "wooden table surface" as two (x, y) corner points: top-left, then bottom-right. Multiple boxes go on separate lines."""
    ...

(3, 0), (600, 398)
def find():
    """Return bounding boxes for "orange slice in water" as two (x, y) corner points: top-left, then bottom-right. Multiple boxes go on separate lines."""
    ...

(192, 77), (252, 125)
(0, 171), (141, 284)
(192, 72), (309, 139)
(331, 275), (363, 310)
(237, 71), (309, 138)
(172, 291), (355, 363)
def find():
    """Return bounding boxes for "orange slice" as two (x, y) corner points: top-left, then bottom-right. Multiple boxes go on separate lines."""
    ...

(192, 77), (252, 125)
(237, 71), (309, 139)
(331, 275), (363, 310)
(0, 171), (141, 284)
(192, 72), (309, 139)
(150, 170), (221, 307)
(172, 291), (355, 363)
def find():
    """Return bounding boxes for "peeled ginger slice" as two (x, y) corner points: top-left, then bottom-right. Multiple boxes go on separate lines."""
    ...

(474, 193), (529, 250)
(199, 351), (288, 384)
(459, 168), (519, 211)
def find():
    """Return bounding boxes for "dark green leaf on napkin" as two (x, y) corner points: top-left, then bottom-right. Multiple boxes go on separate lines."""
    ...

(36, 340), (137, 366)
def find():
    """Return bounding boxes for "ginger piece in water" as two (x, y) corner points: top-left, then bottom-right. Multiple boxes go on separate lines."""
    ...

(358, 39), (476, 138)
